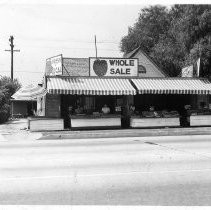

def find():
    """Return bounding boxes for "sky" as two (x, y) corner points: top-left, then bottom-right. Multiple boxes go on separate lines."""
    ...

(0, 0), (206, 86)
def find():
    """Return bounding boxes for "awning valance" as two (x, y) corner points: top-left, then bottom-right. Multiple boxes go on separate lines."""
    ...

(131, 78), (211, 95)
(11, 84), (47, 101)
(47, 77), (136, 95)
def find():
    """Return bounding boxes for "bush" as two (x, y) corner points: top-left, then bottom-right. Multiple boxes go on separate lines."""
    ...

(0, 76), (21, 124)
(0, 103), (10, 124)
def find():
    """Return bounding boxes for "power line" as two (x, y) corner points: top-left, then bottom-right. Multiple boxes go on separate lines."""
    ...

(15, 35), (120, 44)
(20, 45), (121, 51)
(1, 71), (43, 73)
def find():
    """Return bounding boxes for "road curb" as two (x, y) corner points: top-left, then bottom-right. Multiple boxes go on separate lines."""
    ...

(0, 134), (7, 142)
(38, 127), (211, 140)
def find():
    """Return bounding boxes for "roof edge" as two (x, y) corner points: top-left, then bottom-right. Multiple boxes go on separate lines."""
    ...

(124, 46), (169, 77)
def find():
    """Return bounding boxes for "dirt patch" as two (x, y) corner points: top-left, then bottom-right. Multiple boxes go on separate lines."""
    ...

(0, 119), (42, 141)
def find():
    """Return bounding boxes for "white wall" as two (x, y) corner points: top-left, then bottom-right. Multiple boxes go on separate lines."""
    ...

(133, 51), (166, 78)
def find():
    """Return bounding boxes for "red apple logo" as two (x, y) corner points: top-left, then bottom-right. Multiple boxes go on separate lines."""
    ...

(93, 59), (108, 76)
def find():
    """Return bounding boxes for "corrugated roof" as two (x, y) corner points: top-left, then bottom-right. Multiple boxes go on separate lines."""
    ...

(11, 84), (47, 101)
(123, 47), (140, 58)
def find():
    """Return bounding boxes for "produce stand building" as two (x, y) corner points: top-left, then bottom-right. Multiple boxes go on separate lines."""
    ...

(29, 49), (211, 131)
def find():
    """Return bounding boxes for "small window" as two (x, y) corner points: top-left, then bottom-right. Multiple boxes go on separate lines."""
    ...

(138, 65), (146, 74)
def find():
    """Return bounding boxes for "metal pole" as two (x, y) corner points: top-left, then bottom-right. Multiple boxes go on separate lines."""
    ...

(95, 35), (97, 59)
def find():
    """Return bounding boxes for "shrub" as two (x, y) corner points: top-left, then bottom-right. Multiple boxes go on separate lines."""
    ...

(0, 103), (10, 124)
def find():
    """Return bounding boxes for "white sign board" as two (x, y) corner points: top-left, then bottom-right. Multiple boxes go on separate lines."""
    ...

(89, 58), (138, 77)
(182, 65), (193, 77)
(196, 58), (200, 77)
(63, 58), (89, 76)
(47, 54), (63, 76)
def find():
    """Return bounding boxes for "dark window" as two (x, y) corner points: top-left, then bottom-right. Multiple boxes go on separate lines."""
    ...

(138, 65), (146, 74)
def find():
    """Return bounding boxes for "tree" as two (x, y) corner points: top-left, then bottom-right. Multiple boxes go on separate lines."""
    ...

(0, 76), (21, 123)
(120, 4), (211, 77)
(120, 5), (170, 54)
(151, 36), (186, 76)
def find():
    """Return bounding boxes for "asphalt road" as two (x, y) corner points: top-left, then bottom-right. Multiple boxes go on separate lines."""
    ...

(0, 135), (211, 205)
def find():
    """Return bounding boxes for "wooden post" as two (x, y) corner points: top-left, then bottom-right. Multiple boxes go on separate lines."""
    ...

(122, 95), (130, 128)
(5, 36), (20, 82)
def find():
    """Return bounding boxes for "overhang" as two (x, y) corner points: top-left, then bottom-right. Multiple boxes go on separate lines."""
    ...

(47, 77), (136, 95)
(131, 78), (211, 94)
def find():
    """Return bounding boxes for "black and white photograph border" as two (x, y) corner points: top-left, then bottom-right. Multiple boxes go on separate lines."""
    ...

(0, 0), (211, 209)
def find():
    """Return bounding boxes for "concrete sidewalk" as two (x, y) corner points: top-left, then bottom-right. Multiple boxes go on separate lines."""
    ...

(1, 119), (211, 141)
(39, 126), (211, 140)
(0, 119), (42, 141)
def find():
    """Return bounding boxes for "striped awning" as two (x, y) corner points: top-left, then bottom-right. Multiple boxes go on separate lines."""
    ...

(11, 84), (47, 101)
(47, 77), (136, 95)
(132, 78), (211, 95)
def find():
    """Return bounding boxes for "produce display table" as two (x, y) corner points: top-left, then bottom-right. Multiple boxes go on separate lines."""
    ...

(28, 117), (64, 131)
(70, 114), (121, 129)
(190, 115), (211, 126)
(189, 109), (211, 126)
(130, 116), (180, 128)
(130, 110), (180, 128)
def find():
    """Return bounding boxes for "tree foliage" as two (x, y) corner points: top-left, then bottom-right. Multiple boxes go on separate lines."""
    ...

(120, 4), (211, 77)
(0, 76), (21, 123)
(121, 5), (170, 54)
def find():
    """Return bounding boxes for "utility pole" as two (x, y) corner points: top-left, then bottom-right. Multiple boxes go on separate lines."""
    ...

(94, 35), (98, 59)
(5, 36), (20, 81)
